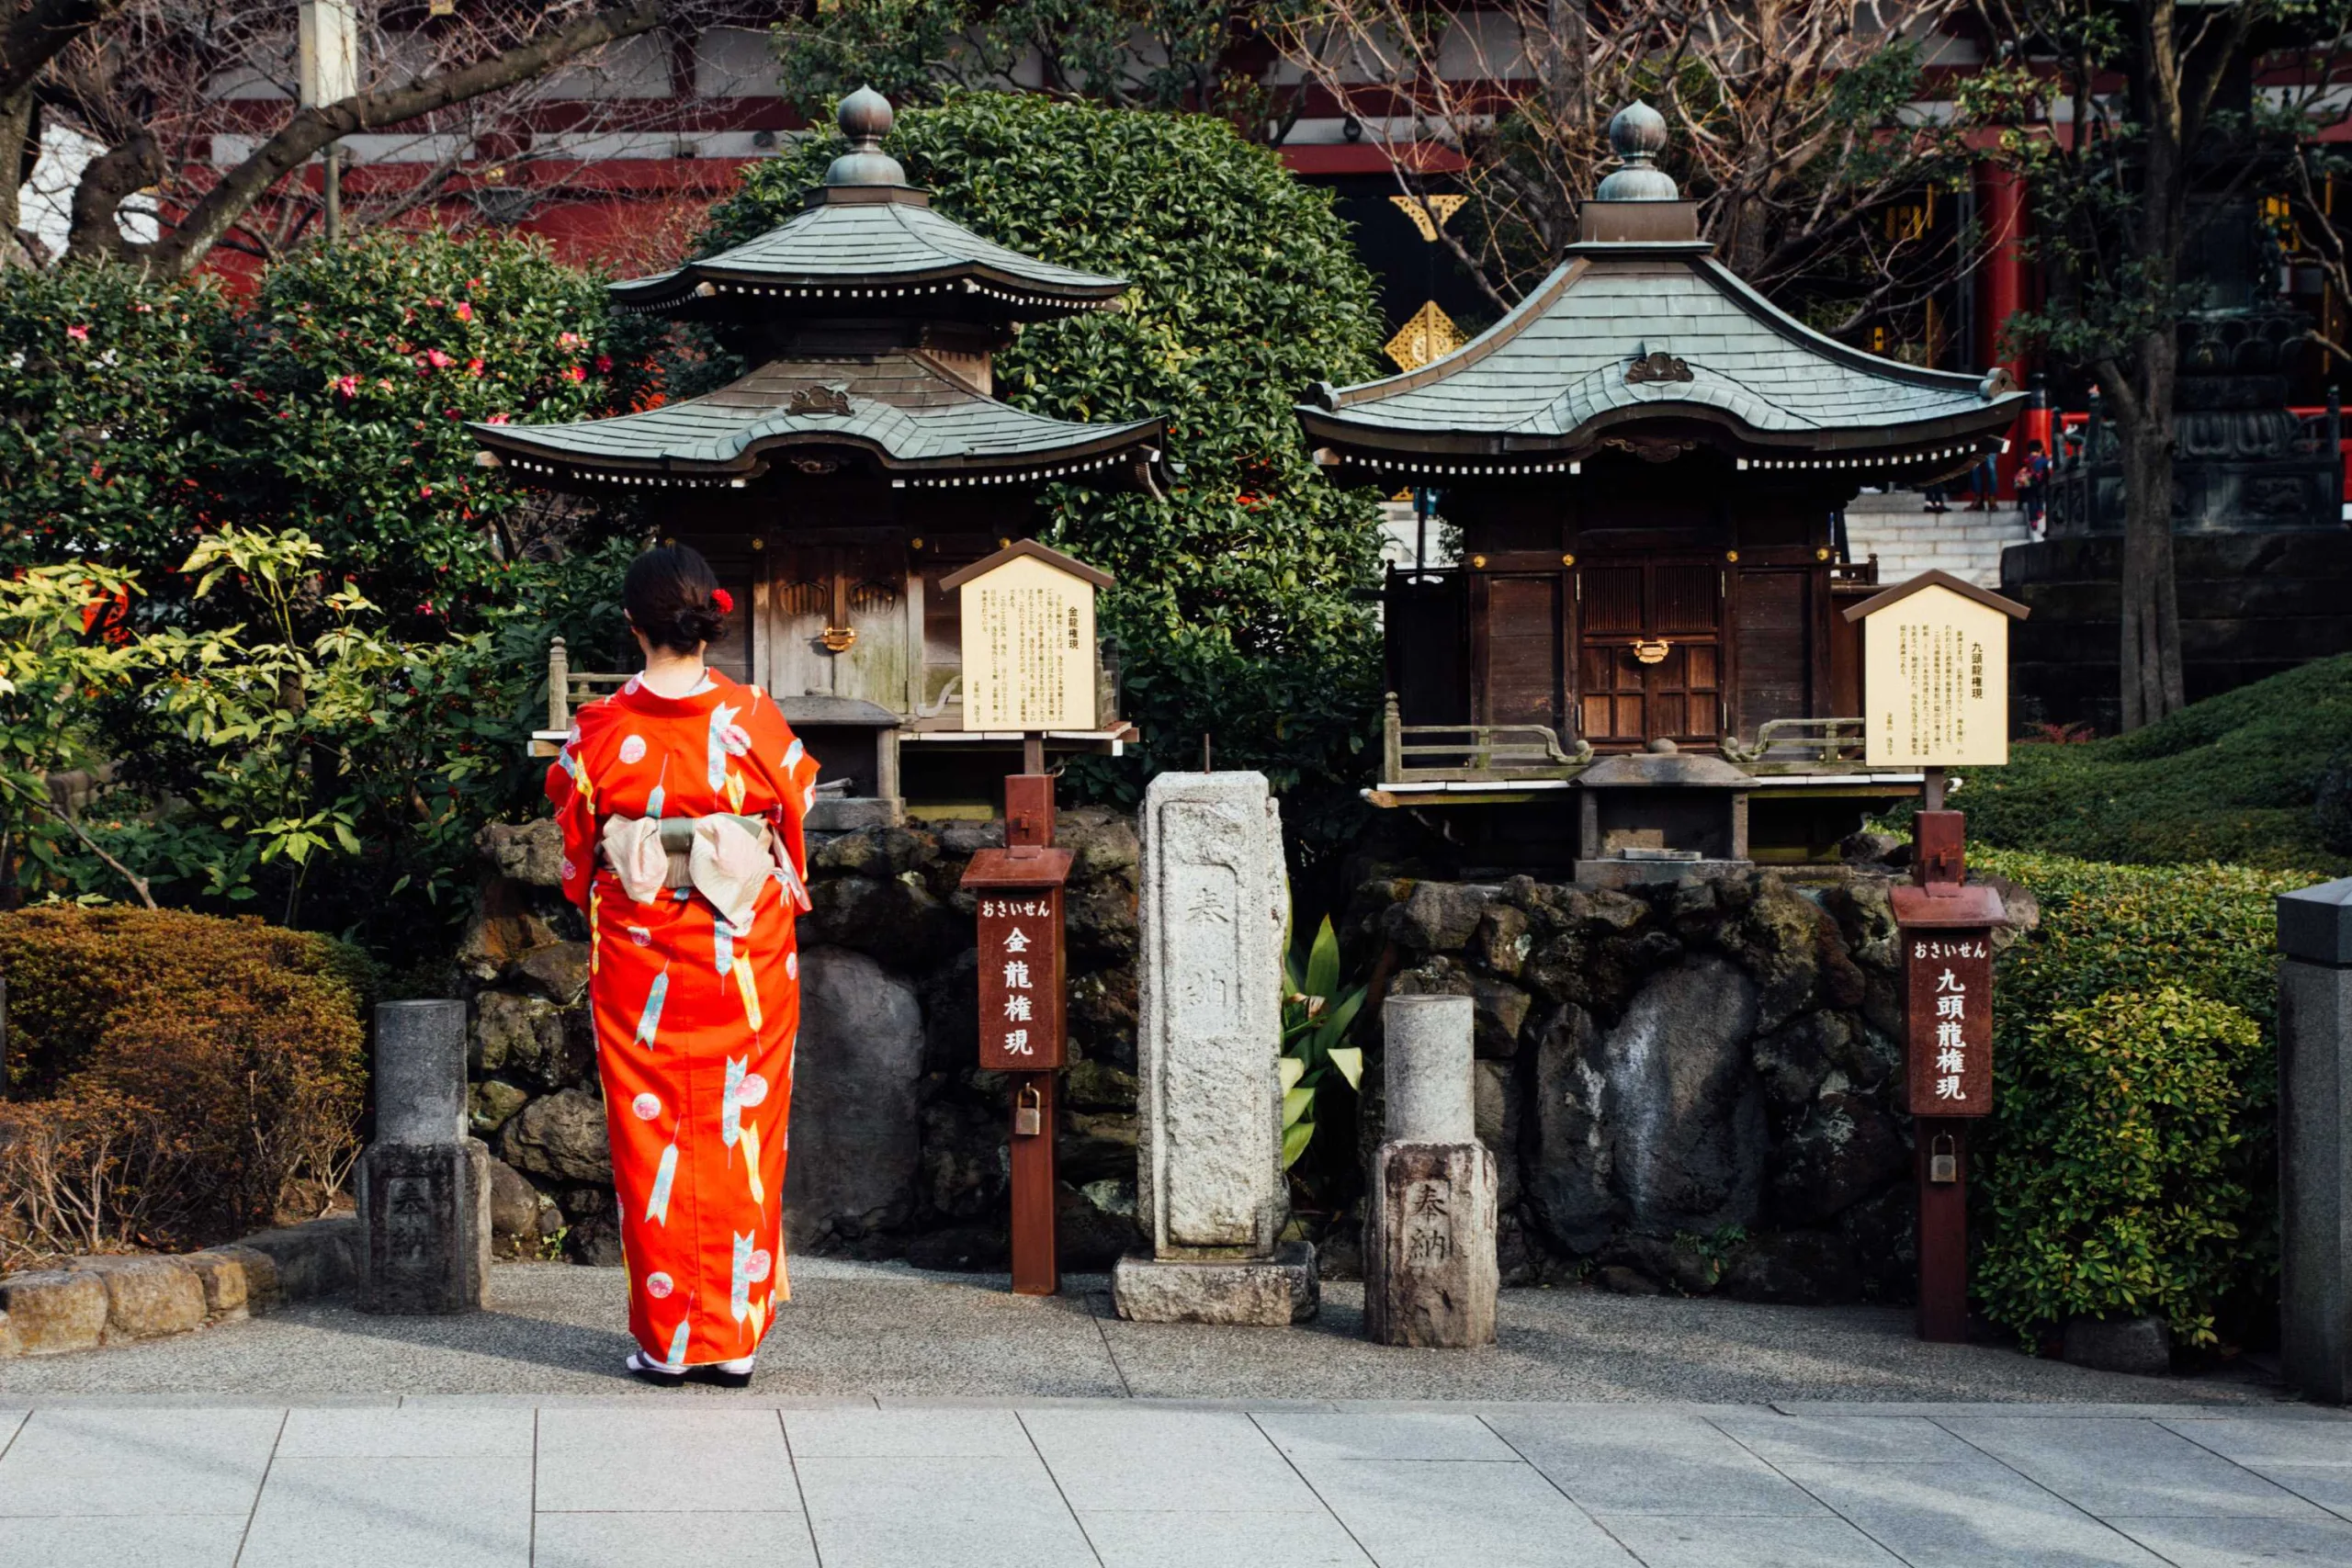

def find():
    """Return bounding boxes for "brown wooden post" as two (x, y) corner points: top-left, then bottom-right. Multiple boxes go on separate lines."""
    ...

(962, 773), (1069, 1297)
(1894, 807), (2000, 1343)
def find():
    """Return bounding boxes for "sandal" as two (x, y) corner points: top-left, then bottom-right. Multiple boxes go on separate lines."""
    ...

(691, 1356), (757, 1390)
(626, 1349), (686, 1386)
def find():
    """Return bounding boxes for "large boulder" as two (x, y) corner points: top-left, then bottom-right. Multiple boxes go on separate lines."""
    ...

(497, 1088), (612, 1184)
(479, 819), (564, 887)
(1528, 956), (1765, 1247)
(782, 945), (923, 1247)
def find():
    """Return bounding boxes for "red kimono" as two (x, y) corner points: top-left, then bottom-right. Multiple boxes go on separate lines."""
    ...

(545, 670), (821, 1368)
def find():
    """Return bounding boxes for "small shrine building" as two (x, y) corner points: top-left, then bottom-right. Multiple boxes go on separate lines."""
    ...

(473, 89), (1163, 824)
(1298, 104), (2025, 874)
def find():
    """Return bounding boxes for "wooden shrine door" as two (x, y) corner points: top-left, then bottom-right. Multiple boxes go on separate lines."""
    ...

(763, 544), (918, 709)
(1576, 559), (1723, 747)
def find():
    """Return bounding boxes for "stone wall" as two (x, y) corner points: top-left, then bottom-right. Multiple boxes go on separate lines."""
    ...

(1340, 860), (2035, 1303)
(459, 810), (1145, 1269)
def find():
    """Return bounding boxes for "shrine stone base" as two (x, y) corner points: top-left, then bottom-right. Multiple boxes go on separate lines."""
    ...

(1365, 1141), (1498, 1348)
(355, 1138), (493, 1316)
(1112, 1241), (1318, 1326)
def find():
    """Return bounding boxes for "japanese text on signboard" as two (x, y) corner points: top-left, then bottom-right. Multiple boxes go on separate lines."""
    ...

(977, 894), (1064, 1070)
(1904, 934), (1992, 1116)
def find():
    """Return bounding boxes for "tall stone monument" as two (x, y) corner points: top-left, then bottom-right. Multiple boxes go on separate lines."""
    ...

(2279, 876), (2352, 1402)
(356, 999), (492, 1314)
(1114, 772), (1317, 1325)
(1365, 994), (1498, 1348)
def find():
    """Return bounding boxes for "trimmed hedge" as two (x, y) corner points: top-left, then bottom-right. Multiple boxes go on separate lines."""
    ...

(1963, 655), (2352, 874)
(0, 908), (370, 1254)
(1973, 850), (2304, 1348)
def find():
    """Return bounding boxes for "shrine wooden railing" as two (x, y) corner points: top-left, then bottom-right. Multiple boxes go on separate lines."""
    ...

(1380, 694), (1594, 783)
(1721, 717), (1868, 768)
(545, 637), (631, 735)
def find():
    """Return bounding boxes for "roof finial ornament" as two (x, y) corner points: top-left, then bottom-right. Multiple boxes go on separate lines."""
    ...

(1593, 101), (1679, 202)
(825, 85), (909, 187)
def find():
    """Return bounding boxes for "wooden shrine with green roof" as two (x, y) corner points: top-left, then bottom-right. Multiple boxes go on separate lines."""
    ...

(475, 88), (1163, 824)
(1299, 103), (2025, 873)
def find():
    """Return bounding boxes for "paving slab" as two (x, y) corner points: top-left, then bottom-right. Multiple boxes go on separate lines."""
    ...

(0, 1404), (282, 1517)
(2161, 1418), (2352, 1466)
(276, 1403), (534, 1458)
(2106, 1513), (2352, 1565)
(1939, 1416), (2331, 1518)
(796, 1452), (1097, 1568)
(529, 1510), (820, 1568)
(1482, 1408), (1829, 1516)
(235, 1453), (532, 1568)
(1779, 1460), (2169, 1566)
(1251, 1410), (1523, 1463)
(1710, 1411), (1987, 1463)
(785, 1404), (1027, 1458)
(1298, 1457), (1638, 1567)
(0, 1512), (248, 1568)
(1077, 1506), (1375, 1568)
(1596, 1512), (1908, 1566)
(2233, 1465), (2352, 1521)
(536, 1405), (797, 1514)
(1021, 1406), (1325, 1511)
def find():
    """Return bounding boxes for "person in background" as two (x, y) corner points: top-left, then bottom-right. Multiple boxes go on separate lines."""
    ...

(546, 544), (823, 1388)
(2017, 439), (2051, 538)
(1964, 450), (1999, 512)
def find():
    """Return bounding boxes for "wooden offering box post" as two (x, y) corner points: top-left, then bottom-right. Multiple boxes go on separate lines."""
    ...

(950, 541), (1115, 1296)
(1844, 570), (2028, 1342)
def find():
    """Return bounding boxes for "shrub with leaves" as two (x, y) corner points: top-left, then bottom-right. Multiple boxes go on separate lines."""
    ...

(700, 93), (1391, 852)
(1973, 849), (2304, 1348)
(0, 906), (369, 1258)
(0, 264), (230, 584)
(211, 228), (642, 636)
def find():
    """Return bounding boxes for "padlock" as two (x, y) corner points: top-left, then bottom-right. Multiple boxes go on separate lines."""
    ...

(1928, 1134), (1958, 1184)
(1013, 1084), (1044, 1138)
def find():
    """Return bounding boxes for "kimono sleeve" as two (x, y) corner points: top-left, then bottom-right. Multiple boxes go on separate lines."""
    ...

(544, 732), (598, 910)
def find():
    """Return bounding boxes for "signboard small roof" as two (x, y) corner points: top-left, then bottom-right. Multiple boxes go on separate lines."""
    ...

(1840, 568), (2030, 624)
(938, 538), (1117, 592)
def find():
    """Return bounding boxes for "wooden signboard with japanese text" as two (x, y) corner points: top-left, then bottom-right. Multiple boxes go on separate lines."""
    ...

(965, 845), (1073, 1072)
(1896, 918), (1995, 1117)
(1843, 570), (2029, 770)
(940, 541), (1114, 733)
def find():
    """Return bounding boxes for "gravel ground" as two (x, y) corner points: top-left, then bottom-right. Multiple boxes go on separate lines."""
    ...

(0, 1259), (2292, 1405)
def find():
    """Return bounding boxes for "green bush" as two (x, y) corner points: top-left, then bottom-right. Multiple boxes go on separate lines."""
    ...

(699, 93), (1390, 852)
(1974, 987), (2263, 1348)
(1973, 849), (2305, 1347)
(0, 265), (230, 585)
(1962, 655), (2352, 874)
(0, 906), (369, 1257)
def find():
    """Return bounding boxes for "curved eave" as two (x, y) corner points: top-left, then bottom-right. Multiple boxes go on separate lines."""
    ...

(606, 262), (1128, 321)
(1298, 392), (2024, 482)
(469, 414), (1167, 494)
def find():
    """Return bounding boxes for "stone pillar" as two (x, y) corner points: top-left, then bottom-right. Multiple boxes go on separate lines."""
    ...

(1365, 995), (1497, 1348)
(2279, 877), (2352, 1402)
(1114, 772), (1316, 1325)
(356, 999), (492, 1314)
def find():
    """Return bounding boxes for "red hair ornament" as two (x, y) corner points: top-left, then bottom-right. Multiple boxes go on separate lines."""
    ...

(712, 589), (734, 614)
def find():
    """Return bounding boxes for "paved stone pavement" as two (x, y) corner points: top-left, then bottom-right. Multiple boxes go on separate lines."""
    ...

(2, 1398), (2349, 1566)
(5, 1262), (2348, 1565)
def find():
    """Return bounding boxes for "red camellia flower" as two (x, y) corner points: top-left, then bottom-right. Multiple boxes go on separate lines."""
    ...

(595, 355), (613, 372)
(334, 375), (360, 398)
(712, 589), (734, 614)
(565, 365), (585, 382)
(455, 302), (474, 322)
(65, 324), (88, 341)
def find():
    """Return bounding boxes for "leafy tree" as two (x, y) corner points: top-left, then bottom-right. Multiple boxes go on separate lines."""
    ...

(211, 228), (643, 637)
(0, 263), (229, 584)
(768, 0), (1262, 122)
(700, 93), (1389, 850)
(1965, 0), (2352, 728)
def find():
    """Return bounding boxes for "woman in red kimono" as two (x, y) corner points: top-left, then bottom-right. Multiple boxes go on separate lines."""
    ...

(545, 545), (821, 1387)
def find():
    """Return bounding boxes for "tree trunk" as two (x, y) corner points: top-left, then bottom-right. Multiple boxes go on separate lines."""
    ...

(0, 86), (34, 267)
(2114, 331), (2188, 729)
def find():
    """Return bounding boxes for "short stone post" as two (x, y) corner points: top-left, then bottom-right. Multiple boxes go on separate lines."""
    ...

(2279, 877), (2352, 1402)
(1365, 994), (1498, 1348)
(356, 999), (492, 1314)
(1114, 772), (1317, 1325)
